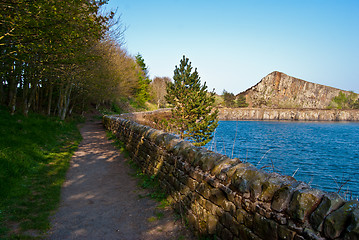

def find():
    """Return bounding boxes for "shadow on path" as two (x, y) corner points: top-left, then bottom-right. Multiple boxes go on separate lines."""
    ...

(48, 120), (193, 240)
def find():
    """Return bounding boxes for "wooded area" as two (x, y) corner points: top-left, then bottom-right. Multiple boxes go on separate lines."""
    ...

(1, 0), (148, 119)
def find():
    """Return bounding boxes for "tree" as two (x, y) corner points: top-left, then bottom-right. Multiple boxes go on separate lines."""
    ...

(329, 91), (358, 109)
(134, 53), (151, 107)
(151, 76), (171, 108)
(353, 99), (359, 109)
(166, 56), (218, 146)
(0, 0), (142, 119)
(222, 90), (236, 108)
(237, 94), (249, 108)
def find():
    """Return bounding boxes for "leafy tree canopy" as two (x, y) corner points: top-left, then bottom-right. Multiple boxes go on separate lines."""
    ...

(329, 91), (359, 109)
(222, 90), (236, 108)
(237, 94), (249, 108)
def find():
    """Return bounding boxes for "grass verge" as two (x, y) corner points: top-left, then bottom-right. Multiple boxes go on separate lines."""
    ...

(0, 107), (82, 239)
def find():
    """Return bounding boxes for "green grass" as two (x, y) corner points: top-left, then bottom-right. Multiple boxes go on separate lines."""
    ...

(0, 106), (82, 239)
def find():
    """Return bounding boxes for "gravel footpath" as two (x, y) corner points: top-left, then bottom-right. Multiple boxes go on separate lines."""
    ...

(47, 120), (194, 240)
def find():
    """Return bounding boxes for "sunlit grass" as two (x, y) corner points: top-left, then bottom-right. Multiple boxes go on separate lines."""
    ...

(0, 106), (82, 239)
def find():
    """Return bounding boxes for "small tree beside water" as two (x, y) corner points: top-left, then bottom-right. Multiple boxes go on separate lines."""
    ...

(165, 56), (218, 146)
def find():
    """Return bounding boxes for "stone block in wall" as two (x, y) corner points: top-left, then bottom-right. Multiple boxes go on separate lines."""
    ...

(178, 159), (191, 173)
(153, 131), (171, 146)
(179, 184), (191, 196)
(221, 227), (233, 240)
(197, 182), (212, 199)
(293, 235), (305, 240)
(209, 188), (236, 214)
(287, 188), (324, 223)
(209, 188), (226, 206)
(239, 224), (261, 240)
(259, 173), (295, 202)
(163, 135), (182, 151)
(309, 192), (345, 231)
(253, 213), (278, 240)
(185, 176), (198, 191)
(218, 184), (236, 202)
(222, 211), (241, 236)
(235, 208), (250, 226)
(278, 224), (296, 240)
(193, 151), (227, 172)
(230, 165), (258, 198)
(211, 157), (240, 176)
(186, 210), (198, 232)
(232, 166), (270, 201)
(345, 208), (359, 239)
(288, 220), (304, 234)
(272, 212), (287, 225)
(188, 168), (204, 182)
(243, 198), (257, 213)
(172, 140), (195, 156)
(271, 181), (308, 213)
(323, 200), (359, 239)
(255, 204), (271, 219)
(303, 228), (326, 240)
(204, 174), (219, 188)
(217, 162), (253, 184)
(207, 214), (219, 235)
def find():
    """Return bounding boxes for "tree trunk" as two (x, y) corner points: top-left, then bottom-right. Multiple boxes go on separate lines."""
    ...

(8, 70), (18, 115)
(47, 84), (53, 116)
(0, 79), (5, 105)
(22, 77), (29, 116)
(57, 85), (64, 118)
(61, 84), (72, 120)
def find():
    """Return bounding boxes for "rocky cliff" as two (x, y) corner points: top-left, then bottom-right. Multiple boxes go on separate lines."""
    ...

(241, 71), (358, 109)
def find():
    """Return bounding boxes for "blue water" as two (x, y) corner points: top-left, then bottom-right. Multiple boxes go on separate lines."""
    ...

(205, 121), (359, 199)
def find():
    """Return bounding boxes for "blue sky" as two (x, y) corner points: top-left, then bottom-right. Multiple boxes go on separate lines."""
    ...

(104, 0), (359, 94)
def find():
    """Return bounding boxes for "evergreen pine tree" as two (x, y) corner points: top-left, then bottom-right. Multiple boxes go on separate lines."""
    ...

(166, 56), (218, 146)
(135, 53), (151, 107)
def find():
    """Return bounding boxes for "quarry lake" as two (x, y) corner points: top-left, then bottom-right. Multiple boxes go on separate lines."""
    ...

(205, 120), (359, 199)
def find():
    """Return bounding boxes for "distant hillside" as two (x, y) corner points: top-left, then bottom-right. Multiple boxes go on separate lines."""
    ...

(240, 71), (358, 109)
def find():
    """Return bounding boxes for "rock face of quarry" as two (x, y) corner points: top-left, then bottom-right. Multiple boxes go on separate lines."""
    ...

(242, 71), (357, 109)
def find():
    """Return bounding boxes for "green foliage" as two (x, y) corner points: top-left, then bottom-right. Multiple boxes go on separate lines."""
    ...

(165, 56), (218, 146)
(0, 107), (81, 238)
(222, 90), (236, 108)
(236, 94), (249, 108)
(134, 53), (152, 107)
(1, 1), (138, 119)
(329, 91), (359, 109)
(353, 99), (359, 109)
(111, 102), (123, 114)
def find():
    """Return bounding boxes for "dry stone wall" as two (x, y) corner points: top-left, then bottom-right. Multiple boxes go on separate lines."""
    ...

(103, 115), (359, 240)
(219, 108), (359, 121)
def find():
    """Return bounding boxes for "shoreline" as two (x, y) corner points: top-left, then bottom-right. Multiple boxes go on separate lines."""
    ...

(122, 108), (359, 123)
(218, 107), (359, 121)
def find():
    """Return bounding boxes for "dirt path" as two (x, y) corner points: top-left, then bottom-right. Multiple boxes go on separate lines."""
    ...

(47, 120), (194, 240)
